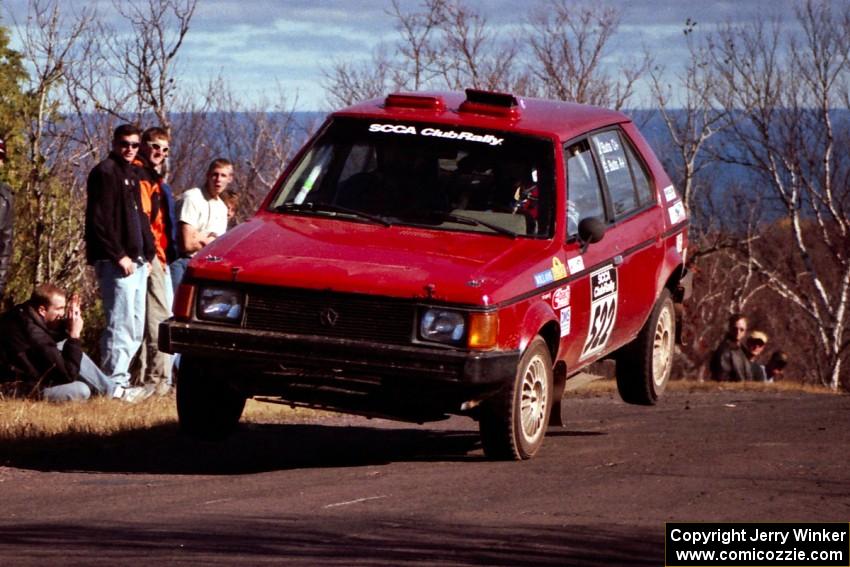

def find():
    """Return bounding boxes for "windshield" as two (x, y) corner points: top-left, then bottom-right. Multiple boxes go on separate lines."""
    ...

(269, 118), (556, 237)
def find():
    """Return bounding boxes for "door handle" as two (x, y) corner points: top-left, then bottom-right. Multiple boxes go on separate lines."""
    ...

(613, 255), (623, 266)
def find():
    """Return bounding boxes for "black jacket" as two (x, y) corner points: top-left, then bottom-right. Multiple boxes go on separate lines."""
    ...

(0, 181), (12, 296)
(85, 152), (155, 265)
(0, 303), (82, 388)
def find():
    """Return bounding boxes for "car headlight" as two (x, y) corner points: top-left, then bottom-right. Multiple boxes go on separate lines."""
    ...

(197, 287), (244, 323)
(419, 308), (466, 345)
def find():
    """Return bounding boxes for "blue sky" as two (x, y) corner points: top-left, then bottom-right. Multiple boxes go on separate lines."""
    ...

(2, 0), (809, 110)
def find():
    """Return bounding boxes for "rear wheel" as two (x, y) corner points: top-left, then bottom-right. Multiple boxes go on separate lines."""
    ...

(616, 289), (675, 405)
(479, 337), (553, 460)
(177, 357), (246, 440)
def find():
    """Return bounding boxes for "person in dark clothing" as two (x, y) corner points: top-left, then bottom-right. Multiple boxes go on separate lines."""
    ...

(0, 283), (151, 402)
(85, 124), (155, 389)
(709, 313), (753, 381)
(0, 138), (13, 299)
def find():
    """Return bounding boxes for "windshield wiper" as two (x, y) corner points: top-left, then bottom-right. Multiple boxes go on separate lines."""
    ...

(435, 212), (519, 238)
(275, 201), (392, 227)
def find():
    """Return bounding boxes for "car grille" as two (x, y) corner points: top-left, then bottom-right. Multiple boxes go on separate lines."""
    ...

(244, 287), (417, 345)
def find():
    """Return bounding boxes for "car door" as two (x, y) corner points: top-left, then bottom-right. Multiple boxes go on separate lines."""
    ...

(559, 138), (617, 367)
(586, 127), (665, 351)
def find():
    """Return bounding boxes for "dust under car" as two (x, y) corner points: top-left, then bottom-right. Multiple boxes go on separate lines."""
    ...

(160, 89), (692, 460)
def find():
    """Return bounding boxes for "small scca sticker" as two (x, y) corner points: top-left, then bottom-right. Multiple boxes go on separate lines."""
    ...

(580, 265), (618, 360)
(676, 233), (684, 253)
(567, 256), (585, 274)
(668, 201), (687, 225)
(552, 286), (570, 309)
(663, 185), (678, 203)
(560, 307), (571, 337)
(369, 123), (504, 146)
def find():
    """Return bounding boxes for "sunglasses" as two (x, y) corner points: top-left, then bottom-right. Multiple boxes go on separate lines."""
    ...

(147, 142), (169, 154)
(118, 140), (140, 149)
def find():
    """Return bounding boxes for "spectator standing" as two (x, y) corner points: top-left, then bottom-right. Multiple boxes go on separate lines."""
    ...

(133, 127), (178, 395)
(85, 124), (155, 389)
(221, 188), (240, 229)
(170, 158), (233, 291)
(745, 330), (769, 381)
(709, 313), (753, 381)
(0, 284), (151, 402)
(0, 138), (13, 299)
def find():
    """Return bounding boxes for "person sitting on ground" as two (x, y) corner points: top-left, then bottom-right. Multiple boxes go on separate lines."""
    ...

(709, 313), (752, 381)
(745, 330), (769, 381)
(0, 283), (153, 402)
(764, 350), (789, 383)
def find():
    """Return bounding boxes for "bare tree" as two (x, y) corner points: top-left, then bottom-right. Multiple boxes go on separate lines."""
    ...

(322, 0), (525, 107)
(527, 0), (648, 109)
(648, 19), (727, 214)
(708, 0), (850, 390)
(13, 0), (96, 295)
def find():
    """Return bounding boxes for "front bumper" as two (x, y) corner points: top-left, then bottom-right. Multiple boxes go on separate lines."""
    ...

(160, 320), (519, 387)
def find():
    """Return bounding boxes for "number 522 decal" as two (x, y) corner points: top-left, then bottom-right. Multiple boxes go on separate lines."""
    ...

(580, 266), (618, 360)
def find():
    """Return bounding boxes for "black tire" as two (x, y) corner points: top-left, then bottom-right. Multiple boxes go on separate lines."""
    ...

(177, 357), (246, 440)
(479, 336), (553, 460)
(616, 289), (675, 405)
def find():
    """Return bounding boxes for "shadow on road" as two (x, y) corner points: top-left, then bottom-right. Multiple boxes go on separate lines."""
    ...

(0, 422), (491, 474)
(0, 516), (662, 566)
(1, 419), (610, 475)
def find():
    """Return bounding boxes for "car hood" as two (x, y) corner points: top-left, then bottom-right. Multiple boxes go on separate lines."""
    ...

(187, 213), (560, 305)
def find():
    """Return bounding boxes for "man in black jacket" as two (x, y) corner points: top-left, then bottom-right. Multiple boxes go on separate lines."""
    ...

(0, 283), (151, 402)
(85, 124), (155, 389)
(0, 138), (13, 299)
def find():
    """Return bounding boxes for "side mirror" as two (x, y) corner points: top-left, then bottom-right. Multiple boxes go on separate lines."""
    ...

(577, 217), (605, 254)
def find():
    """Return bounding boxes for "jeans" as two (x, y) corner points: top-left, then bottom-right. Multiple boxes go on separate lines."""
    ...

(170, 257), (190, 294)
(56, 339), (118, 398)
(96, 259), (149, 387)
(42, 381), (91, 402)
(134, 257), (173, 386)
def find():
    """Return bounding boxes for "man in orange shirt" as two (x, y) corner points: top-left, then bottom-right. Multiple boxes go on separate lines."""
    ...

(133, 127), (178, 394)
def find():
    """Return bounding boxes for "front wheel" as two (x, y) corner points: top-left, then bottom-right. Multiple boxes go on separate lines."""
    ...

(479, 337), (553, 460)
(616, 289), (675, 405)
(177, 357), (246, 440)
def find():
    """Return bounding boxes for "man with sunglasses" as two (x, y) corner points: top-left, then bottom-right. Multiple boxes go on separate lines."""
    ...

(85, 123), (155, 390)
(131, 127), (178, 395)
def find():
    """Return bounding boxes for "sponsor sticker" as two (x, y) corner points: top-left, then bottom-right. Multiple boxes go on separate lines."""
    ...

(580, 265), (618, 360)
(560, 307), (571, 337)
(368, 123), (504, 146)
(552, 286), (570, 309)
(663, 185), (677, 203)
(676, 233), (684, 254)
(551, 257), (567, 280)
(668, 201), (687, 225)
(567, 255), (585, 274)
(533, 269), (554, 287)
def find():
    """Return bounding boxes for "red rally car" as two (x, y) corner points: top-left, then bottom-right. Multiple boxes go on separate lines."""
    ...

(160, 89), (692, 460)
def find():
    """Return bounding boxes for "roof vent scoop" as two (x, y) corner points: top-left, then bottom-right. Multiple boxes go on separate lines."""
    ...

(459, 89), (522, 119)
(384, 93), (446, 112)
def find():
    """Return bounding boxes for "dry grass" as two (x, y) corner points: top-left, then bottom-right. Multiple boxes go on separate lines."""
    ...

(0, 395), (318, 442)
(0, 379), (839, 443)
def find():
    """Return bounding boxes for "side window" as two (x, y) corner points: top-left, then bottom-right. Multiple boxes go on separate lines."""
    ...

(591, 130), (638, 218)
(623, 139), (654, 206)
(565, 140), (605, 237)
